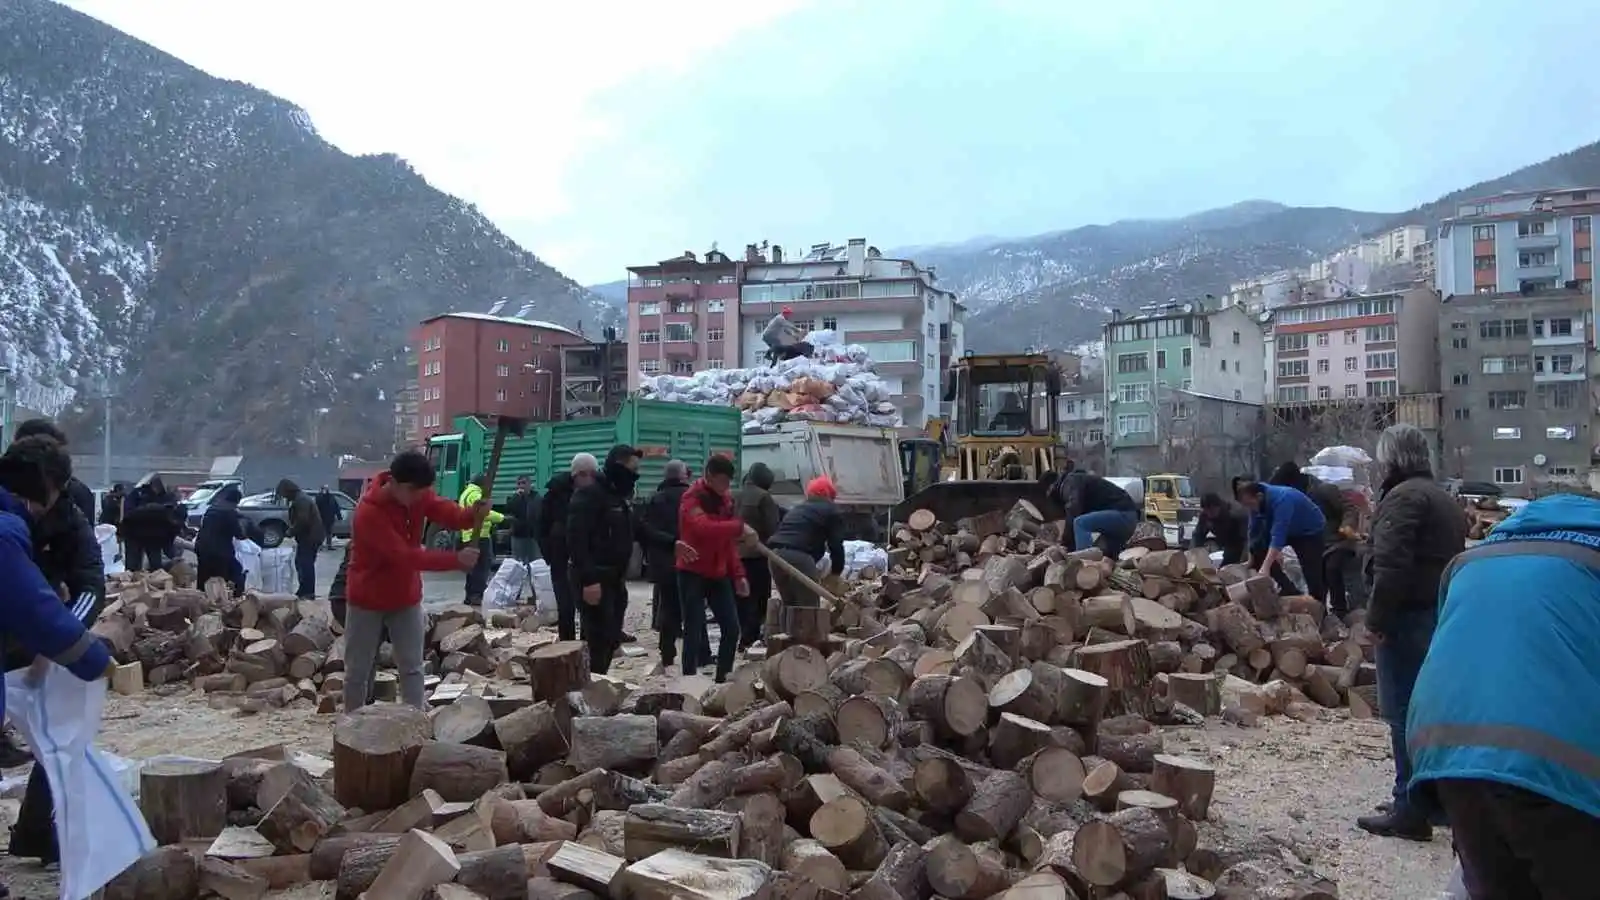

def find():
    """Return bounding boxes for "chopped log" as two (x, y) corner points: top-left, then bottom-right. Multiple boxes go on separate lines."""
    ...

(989, 712), (1054, 770)
(104, 845), (200, 900)
(781, 838), (848, 893)
(907, 509), (938, 532)
(1152, 868), (1217, 899)
(363, 829), (461, 900)
(547, 841), (627, 896)
(810, 794), (889, 869)
(140, 757), (228, 845)
(1166, 673), (1222, 716)
(530, 641), (590, 702)
(621, 849), (772, 900)
(1081, 757), (1132, 812)
(527, 877), (600, 900)
(1081, 595), (1137, 635)
(1070, 806), (1174, 887)
(667, 758), (734, 808)
(568, 714), (658, 773)
(718, 791), (784, 867)
(1018, 746), (1086, 804)
(855, 840), (930, 900)
(310, 833), (402, 880)
(826, 746), (909, 810)
(487, 797), (579, 843)
(729, 753), (803, 795)
(700, 680), (758, 717)
(1074, 639), (1153, 719)
(1135, 549), (1187, 579)
(952, 629), (1012, 688)
(433, 695), (498, 746)
(835, 694), (901, 749)
(332, 702), (433, 811)
(256, 776), (346, 853)
(494, 700), (570, 781)
(925, 835), (1008, 900)
(1095, 731), (1162, 774)
(624, 803), (742, 861)
(408, 741), (510, 802)
(911, 754), (974, 814)
(954, 770), (1031, 842)
(198, 856), (268, 900)
(783, 605), (832, 648)
(454, 845), (532, 900)
(700, 701), (792, 759)
(282, 616), (335, 655)
(764, 645), (829, 700)
(1151, 754), (1216, 821)
(905, 674), (987, 737)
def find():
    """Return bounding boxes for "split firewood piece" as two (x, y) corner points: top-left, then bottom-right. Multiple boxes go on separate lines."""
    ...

(1166, 672), (1222, 716)
(494, 700), (570, 781)
(256, 774), (346, 854)
(623, 803), (742, 861)
(1150, 753), (1216, 821)
(999, 872), (1071, 900)
(568, 714), (658, 773)
(140, 757), (228, 845)
(529, 641), (590, 702)
(103, 845), (200, 900)
(361, 828), (461, 900)
(925, 835), (1010, 900)
(433, 695), (498, 746)
(547, 841), (626, 896)
(953, 629), (1011, 689)
(780, 838), (848, 893)
(620, 849), (773, 900)
(1152, 867), (1217, 899)
(198, 856), (268, 900)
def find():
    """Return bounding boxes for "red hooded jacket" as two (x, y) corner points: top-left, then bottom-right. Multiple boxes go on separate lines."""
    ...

(346, 473), (478, 612)
(677, 478), (746, 582)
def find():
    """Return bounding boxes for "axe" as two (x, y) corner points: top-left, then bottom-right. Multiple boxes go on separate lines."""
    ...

(480, 414), (529, 501)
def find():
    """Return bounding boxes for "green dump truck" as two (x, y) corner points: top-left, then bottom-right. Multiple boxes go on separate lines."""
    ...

(423, 399), (742, 551)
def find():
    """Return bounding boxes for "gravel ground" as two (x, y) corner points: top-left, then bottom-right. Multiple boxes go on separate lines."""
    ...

(0, 548), (1455, 898)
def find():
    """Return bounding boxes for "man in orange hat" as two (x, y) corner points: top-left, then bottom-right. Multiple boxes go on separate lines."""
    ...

(765, 475), (846, 613)
(760, 306), (813, 365)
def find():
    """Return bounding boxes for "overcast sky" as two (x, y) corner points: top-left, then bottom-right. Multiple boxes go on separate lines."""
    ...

(61, 1), (1600, 284)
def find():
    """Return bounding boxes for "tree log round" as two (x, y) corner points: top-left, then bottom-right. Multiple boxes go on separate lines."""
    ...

(407, 740), (510, 802)
(332, 702), (433, 811)
(140, 757), (227, 845)
(953, 770), (1031, 842)
(1150, 753), (1216, 821)
(1070, 806), (1174, 887)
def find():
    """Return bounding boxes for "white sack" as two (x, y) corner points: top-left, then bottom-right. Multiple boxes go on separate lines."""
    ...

(1311, 445), (1372, 467)
(257, 546), (295, 594)
(233, 538), (262, 591)
(95, 525), (123, 577)
(5, 665), (156, 899)
(484, 558), (529, 611)
(817, 540), (889, 580)
(528, 559), (558, 624)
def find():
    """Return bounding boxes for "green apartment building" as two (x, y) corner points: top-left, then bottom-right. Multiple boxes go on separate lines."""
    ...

(1100, 300), (1266, 478)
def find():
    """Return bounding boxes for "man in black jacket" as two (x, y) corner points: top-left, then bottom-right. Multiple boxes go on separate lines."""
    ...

(538, 469), (580, 641)
(636, 461), (701, 671)
(1189, 492), (1249, 565)
(13, 420), (93, 523)
(122, 476), (182, 572)
(1051, 462), (1140, 555)
(315, 486), (341, 550)
(767, 476), (846, 613)
(505, 476), (542, 565)
(277, 480), (324, 599)
(195, 484), (247, 595)
(567, 446), (642, 674)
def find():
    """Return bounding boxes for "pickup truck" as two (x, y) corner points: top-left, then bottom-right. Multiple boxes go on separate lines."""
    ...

(741, 421), (903, 541)
(234, 490), (357, 548)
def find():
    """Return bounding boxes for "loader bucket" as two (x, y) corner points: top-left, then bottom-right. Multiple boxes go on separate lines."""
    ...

(891, 479), (1064, 528)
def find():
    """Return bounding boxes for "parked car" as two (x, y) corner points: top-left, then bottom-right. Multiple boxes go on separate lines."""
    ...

(236, 490), (356, 548)
(183, 478), (247, 531)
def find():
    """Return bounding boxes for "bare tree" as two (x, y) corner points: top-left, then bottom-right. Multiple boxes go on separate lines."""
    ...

(1266, 400), (1391, 467)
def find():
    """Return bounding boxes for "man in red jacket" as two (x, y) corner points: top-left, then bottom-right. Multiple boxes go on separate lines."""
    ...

(677, 454), (753, 682)
(343, 451), (487, 711)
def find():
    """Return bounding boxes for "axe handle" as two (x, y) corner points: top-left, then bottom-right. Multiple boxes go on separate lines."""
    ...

(481, 427), (510, 500)
(755, 543), (843, 608)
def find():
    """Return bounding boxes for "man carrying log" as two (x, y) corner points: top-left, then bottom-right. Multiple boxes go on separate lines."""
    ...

(1049, 460), (1140, 556)
(1405, 492), (1600, 895)
(1234, 478), (1326, 600)
(766, 476), (846, 613)
(1188, 492), (1249, 565)
(343, 451), (487, 711)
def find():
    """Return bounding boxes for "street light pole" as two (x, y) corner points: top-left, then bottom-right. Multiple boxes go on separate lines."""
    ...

(0, 366), (11, 448)
(101, 377), (115, 490)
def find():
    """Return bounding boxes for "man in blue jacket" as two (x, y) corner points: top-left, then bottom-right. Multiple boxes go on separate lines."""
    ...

(1234, 478), (1327, 599)
(1407, 493), (1600, 898)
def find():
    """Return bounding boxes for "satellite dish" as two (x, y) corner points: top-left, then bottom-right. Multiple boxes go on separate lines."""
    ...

(1533, 453), (1548, 466)
(1182, 302), (1195, 313)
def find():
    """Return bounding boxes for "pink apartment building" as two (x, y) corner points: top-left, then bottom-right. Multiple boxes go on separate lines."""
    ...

(1266, 286), (1441, 402)
(626, 249), (741, 388)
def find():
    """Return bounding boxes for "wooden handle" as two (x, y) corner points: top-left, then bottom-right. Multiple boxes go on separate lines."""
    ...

(755, 543), (843, 608)
(481, 427), (511, 499)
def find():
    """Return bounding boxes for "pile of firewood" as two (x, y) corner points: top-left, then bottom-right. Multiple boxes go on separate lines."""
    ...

(886, 504), (1383, 723)
(91, 570), (551, 714)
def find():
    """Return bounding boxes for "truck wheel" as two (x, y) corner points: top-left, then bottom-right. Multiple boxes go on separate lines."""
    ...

(259, 522), (286, 549)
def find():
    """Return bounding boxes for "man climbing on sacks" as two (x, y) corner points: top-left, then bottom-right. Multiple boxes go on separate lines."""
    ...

(761, 306), (814, 364)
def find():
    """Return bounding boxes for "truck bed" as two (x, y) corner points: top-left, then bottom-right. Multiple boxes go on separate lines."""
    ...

(743, 422), (903, 509)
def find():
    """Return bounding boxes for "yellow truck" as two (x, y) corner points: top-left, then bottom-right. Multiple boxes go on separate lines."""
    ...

(1108, 473), (1199, 537)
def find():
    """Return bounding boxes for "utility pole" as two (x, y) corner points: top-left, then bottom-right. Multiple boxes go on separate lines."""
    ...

(100, 376), (115, 489)
(0, 366), (12, 448)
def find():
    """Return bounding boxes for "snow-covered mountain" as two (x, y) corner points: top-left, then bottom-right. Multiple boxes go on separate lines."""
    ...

(0, 0), (610, 454)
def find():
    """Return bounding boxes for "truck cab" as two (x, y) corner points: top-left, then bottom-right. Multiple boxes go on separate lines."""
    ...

(1143, 473), (1198, 537)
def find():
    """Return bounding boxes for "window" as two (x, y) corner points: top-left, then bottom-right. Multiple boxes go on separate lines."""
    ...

(1453, 408), (1470, 421)
(1492, 427), (1521, 440)
(1181, 379), (1193, 390)
(1232, 330), (1240, 345)
(494, 388), (506, 402)
(496, 339), (510, 352)
(639, 330), (660, 344)
(1363, 324), (1397, 342)
(857, 341), (918, 362)
(1277, 359), (1309, 378)
(671, 300), (694, 313)
(1276, 386), (1309, 402)
(1172, 402), (1193, 419)
(707, 327), (725, 342)
(1451, 336), (1469, 350)
(1344, 357), (1358, 372)
(1518, 220), (1547, 236)
(496, 364), (510, 377)
(424, 360), (441, 376)
(1482, 355), (1531, 374)
(1473, 225), (1495, 241)
(639, 360), (660, 375)
(1086, 428), (1104, 444)
(707, 299), (726, 313)
(1479, 320), (1502, 339)
(1118, 383), (1150, 403)
(1180, 348), (1192, 367)
(670, 360), (694, 374)
(1451, 321), (1468, 331)
(1116, 353), (1149, 373)
(1487, 390), (1526, 409)
(638, 302), (661, 316)
(1539, 382), (1578, 409)
(1316, 359), (1329, 373)
(642, 278), (663, 287)
(1576, 216), (1592, 234)
(1276, 334), (1309, 352)
(790, 319), (815, 332)
(1365, 380), (1397, 397)
(1344, 330), (1358, 344)
(1579, 248), (1594, 264)
(1156, 349), (1167, 369)
(1547, 426), (1577, 441)
(1344, 384), (1358, 398)
(1316, 332), (1329, 347)
(1520, 251), (1549, 267)
(1219, 359), (1226, 372)
(1536, 353), (1576, 374)
(1493, 467), (1524, 485)
(1317, 385), (1332, 400)
(1550, 466), (1580, 477)
(824, 317), (838, 332)
(1365, 352), (1397, 371)
(1473, 255), (1496, 271)
(664, 323), (693, 342)
(1116, 414), (1152, 436)
(1540, 317), (1574, 338)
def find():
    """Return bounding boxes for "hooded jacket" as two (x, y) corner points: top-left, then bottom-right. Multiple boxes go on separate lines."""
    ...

(505, 488), (541, 539)
(345, 473), (478, 612)
(677, 478), (747, 582)
(538, 473), (576, 564)
(457, 482), (505, 542)
(279, 481), (325, 546)
(1246, 483), (1326, 550)
(195, 487), (246, 563)
(637, 474), (691, 578)
(737, 463), (782, 560)
(1052, 471), (1138, 519)
(1407, 495), (1600, 819)
(769, 497), (847, 575)
(121, 478), (182, 545)
(567, 450), (641, 587)
(0, 487), (113, 697)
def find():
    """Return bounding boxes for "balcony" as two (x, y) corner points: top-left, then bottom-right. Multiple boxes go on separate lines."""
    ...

(662, 341), (698, 359)
(889, 393), (926, 411)
(1517, 230), (1560, 250)
(1517, 262), (1561, 280)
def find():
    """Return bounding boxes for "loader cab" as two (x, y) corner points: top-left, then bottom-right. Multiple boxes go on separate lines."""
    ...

(946, 354), (1064, 480)
(898, 438), (943, 499)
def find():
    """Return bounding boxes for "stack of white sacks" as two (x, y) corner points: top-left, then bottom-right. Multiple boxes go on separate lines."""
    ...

(638, 330), (903, 433)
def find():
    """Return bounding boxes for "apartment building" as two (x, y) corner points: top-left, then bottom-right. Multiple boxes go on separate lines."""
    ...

(1264, 287), (1440, 403)
(1438, 288), (1593, 493)
(412, 312), (585, 441)
(1435, 188), (1598, 301)
(1101, 301), (1263, 472)
(560, 339), (629, 420)
(394, 348), (420, 450)
(625, 249), (741, 389)
(738, 239), (964, 428)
